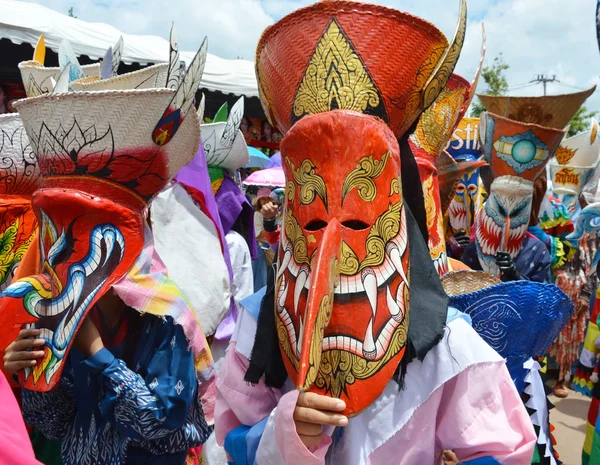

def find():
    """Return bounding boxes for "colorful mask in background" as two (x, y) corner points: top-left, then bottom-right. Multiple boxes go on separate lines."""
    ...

(256, 0), (466, 415)
(550, 119), (600, 219)
(477, 112), (565, 277)
(409, 75), (471, 275)
(409, 27), (485, 275)
(446, 117), (485, 238)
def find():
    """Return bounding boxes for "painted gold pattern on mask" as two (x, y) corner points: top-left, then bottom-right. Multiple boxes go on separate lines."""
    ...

(555, 146), (578, 165)
(361, 201), (402, 270)
(423, 177), (436, 231)
(421, 0), (467, 109)
(389, 178), (400, 197)
(286, 157), (327, 207)
(303, 260), (337, 390)
(340, 241), (359, 276)
(400, 46), (445, 132)
(413, 87), (466, 157)
(342, 152), (391, 203)
(292, 20), (384, 123)
(338, 201), (403, 275)
(284, 209), (310, 265)
(286, 180), (296, 205)
(314, 291), (409, 398)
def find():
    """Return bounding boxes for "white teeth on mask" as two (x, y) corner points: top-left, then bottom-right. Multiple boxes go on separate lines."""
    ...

(277, 277), (288, 312)
(386, 285), (402, 322)
(45, 356), (61, 386)
(102, 231), (115, 267)
(294, 267), (309, 316)
(116, 233), (125, 260)
(396, 282), (406, 321)
(297, 315), (304, 357)
(23, 366), (32, 380)
(277, 248), (292, 280)
(361, 268), (377, 318)
(363, 318), (376, 360)
(386, 243), (408, 284)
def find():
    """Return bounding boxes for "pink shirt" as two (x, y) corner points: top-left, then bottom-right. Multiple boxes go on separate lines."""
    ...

(216, 317), (535, 465)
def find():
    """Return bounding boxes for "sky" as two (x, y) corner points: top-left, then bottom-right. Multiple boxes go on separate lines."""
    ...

(29, 0), (600, 114)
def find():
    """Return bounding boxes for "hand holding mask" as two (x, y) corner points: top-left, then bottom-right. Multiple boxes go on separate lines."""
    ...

(494, 252), (520, 281)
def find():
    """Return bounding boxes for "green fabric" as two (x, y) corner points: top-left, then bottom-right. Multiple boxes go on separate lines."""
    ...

(531, 444), (540, 464)
(30, 429), (63, 465)
(208, 166), (225, 184)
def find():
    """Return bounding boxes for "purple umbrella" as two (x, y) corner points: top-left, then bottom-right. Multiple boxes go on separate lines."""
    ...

(266, 151), (282, 168)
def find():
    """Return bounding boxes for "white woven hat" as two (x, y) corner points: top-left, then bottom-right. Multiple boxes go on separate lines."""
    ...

(70, 63), (170, 92)
(19, 61), (101, 98)
(14, 38), (208, 202)
(0, 113), (42, 196)
(202, 96), (250, 171)
(70, 25), (180, 93)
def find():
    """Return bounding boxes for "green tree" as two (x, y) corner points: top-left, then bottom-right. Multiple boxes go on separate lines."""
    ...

(68, 7), (77, 18)
(568, 106), (598, 137)
(470, 54), (510, 117)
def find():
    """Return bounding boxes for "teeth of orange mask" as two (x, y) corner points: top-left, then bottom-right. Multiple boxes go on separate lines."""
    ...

(276, 110), (410, 417)
(1, 185), (144, 392)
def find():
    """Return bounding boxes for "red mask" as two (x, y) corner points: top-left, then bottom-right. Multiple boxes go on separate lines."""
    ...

(279, 110), (408, 415)
(256, 0), (466, 415)
(1, 42), (206, 391)
(409, 75), (472, 275)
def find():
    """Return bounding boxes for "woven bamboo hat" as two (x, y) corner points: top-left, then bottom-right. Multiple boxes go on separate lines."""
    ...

(70, 27), (180, 92)
(20, 61), (101, 98)
(14, 38), (208, 204)
(255, 0), (467, 138)
(70, 63), (169, 92)
(441, 270), (501, 297)
(478, 87), (595, 130)
(0, 114), (42, 196)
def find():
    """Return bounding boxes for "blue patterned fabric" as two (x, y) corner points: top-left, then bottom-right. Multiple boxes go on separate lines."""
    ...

(462, 235), (552, 283)
(21, 314), (212, 465)
(450, 281), (573, 389)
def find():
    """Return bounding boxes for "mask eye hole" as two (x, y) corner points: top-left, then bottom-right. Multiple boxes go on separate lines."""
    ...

(342, 220), (370, 231)
(305, 219), (328, 231)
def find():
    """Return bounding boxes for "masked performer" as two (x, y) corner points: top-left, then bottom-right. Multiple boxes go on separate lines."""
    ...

(215, 2), (535, 464)
(461, 112), (565, 282)
(445, 117), (487, 257)
(408, 29), (485, 276)
(563, 200), (600, 463)
(546, 121), (600, 397)
(550, 121), (600, 220)
(1, 35), (215, 465)
(204, 97), (256, 340)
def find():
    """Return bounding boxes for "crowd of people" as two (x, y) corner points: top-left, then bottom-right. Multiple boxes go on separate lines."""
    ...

(2, 1), (600, 464)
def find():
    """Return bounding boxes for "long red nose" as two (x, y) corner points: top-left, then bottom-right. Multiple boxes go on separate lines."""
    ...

(296, 218), (342, 391)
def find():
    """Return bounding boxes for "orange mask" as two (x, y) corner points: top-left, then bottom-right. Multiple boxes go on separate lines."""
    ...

(256, 0), (466, 415)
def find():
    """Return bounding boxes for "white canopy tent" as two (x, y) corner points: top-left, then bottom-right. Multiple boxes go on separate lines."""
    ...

(0, 0), (259, 97)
